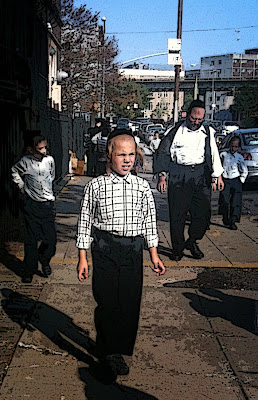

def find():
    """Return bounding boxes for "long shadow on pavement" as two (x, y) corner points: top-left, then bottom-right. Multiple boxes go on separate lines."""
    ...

(1, 288), (158, 398)
(183, 288), (258, 336)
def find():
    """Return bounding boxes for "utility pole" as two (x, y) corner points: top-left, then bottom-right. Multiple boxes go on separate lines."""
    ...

(101, 17), (106, 119)
(173, 0), (183, 124)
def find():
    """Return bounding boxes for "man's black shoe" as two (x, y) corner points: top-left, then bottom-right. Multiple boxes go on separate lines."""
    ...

(22, 274), (33, 283)
(104, 354), (129, 375)
(169, 250), (183, 261)
(229, 223), (237, 230)
(185, 241), (204, 259)
(42, 265), (52, 277)
(222, 218), (230, 226)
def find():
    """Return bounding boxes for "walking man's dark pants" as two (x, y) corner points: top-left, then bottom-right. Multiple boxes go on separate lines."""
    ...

(168, 164), (211, 254)
(23, 196), (56, 274)
(91, 229), (144, 357)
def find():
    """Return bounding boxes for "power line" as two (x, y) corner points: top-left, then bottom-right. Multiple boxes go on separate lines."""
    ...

(108, 25), (258, 35)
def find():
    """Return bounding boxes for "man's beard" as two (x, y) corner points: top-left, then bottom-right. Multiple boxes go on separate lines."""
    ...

(186, 117), (202, 131)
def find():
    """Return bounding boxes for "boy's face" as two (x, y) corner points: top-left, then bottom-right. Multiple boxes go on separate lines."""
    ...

(111, 136), (136, 176)
(230, 140), (239, 155)
(34, 140), (48, 159)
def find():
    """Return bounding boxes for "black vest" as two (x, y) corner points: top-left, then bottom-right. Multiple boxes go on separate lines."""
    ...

(153, 122), (212, 177)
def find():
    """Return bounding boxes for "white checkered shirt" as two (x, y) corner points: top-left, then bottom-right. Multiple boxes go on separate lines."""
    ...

(76, 171), (159, 249)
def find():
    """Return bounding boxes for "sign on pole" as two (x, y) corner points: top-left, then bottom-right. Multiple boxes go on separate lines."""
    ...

(167, 39), (182, 65)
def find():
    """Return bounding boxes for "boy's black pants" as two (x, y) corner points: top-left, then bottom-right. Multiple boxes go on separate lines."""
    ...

(219, 177), (242, 223)
(23, 196), (56, 274)
(91, 228), (144, 356)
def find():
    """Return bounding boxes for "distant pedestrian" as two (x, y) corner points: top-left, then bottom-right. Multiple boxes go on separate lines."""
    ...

(149, 131), (161, 154)
(91, 121), (109, 176)
(219, 136), (248, 230)
(76, 129), (165, 380)
(11, 132), (56, 283)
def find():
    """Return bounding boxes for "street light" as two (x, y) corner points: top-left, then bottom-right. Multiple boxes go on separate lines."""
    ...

(101, 17), (106, 119)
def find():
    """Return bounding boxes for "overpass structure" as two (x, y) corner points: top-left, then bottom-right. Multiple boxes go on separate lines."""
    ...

(136, 77), (258, 94)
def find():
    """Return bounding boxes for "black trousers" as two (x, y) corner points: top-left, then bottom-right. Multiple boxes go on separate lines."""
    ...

(91, 229), (144, 356)
(23, 196), (56, 274)
(168, 164), (211, 253)
(219, 177), (242, 223)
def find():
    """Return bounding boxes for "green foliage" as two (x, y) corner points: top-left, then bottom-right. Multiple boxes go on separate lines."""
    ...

(60, 0), (119, 113)
(110, 80), (150, 119)
(182, 91), (194, 112)
(231, 85), (258, 126)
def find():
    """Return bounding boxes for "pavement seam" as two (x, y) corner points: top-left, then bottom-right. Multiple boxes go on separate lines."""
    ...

(196, 289), (251, 400)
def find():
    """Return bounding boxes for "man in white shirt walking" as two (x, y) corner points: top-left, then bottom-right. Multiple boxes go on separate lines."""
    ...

(154, 100), (224, 261)
(219, 136), (248, 230)
(11, 132), (56, 283)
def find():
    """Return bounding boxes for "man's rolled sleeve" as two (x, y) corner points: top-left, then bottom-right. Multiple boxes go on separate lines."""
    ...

(210, 131), (224, 177)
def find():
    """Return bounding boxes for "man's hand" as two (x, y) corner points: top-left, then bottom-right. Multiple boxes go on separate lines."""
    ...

(20, 188), (25, 195)
(211, 182), (217, 192)
(217, 176), (224, 191)
(157, 176), (167, 193)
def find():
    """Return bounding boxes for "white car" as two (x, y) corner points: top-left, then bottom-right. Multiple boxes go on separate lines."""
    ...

(221, 121), (239, 136)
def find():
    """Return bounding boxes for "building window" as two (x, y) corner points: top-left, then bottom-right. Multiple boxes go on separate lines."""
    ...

(210, 61), (214, 66)
(218, 60), (222, 64)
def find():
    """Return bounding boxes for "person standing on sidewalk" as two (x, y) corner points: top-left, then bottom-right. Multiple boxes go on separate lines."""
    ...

(219, 136), (248, 230)
(11, 132), (56, 283)
(154, 100), (224, 261)
(149, 131), (161, 154)
(76, 130), (165, 379)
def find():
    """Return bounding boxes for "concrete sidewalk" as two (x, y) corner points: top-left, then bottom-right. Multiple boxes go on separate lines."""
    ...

(0, 173), (257, 400)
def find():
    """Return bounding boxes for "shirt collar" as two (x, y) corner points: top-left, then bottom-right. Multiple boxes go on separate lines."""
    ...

(110, 170), (132, 184)
(183, 121), (207, 135)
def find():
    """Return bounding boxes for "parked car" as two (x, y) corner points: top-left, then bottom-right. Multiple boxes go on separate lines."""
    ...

(146, 124), (164, 132)
(218, 128), (258, 181)
(117, 118), (130, 130)
(221, 121), (240, 136)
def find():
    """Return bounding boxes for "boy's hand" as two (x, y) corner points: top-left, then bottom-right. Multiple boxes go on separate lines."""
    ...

(217, 176), (224, 191)
(149, 248), (165, 276)
(77, 259), (89, 282)
(151, 257), (166, 276)
(20, 188), (25, 195)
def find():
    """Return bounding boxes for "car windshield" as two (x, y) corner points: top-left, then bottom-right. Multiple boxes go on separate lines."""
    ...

(242, 132), (258, 146)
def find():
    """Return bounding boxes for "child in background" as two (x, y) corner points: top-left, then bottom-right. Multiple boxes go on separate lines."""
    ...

(76, 129), (165, 379)
(11, 132), (56, 283)
(219, 136), (248, 230)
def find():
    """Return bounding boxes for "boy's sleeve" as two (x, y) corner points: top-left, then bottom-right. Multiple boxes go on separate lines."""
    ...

(50, 157), (55, 181)
(76, 182), (96, 249)
(142, 183), (159, 248)
(239, 156), (248, 183)
(11, 158), (26, 189)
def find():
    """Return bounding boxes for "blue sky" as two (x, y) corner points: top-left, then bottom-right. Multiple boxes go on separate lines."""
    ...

(75, 0), (258, 69)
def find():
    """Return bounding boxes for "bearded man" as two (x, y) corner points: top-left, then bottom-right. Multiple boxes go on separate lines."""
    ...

(154, 100), (224, 261)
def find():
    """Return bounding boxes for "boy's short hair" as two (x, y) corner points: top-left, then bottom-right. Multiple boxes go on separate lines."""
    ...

(106, 130), (144, 174)
(24, 130), (46, 150)
(229, 136), (241, 146)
